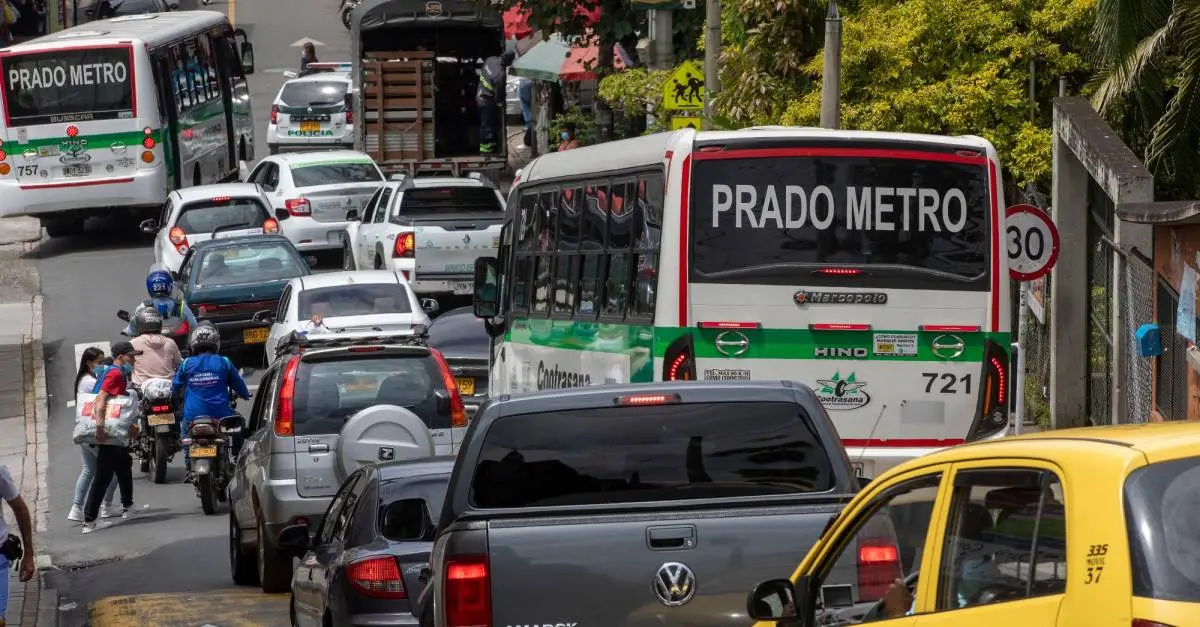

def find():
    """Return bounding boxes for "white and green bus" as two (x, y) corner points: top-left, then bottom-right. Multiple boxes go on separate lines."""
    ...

(471, 127), (1013, 477)
(0, 11), (256, 237)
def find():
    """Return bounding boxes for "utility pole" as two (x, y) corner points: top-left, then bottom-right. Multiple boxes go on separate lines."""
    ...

(819, 0), (842, 129)
(702, 0), (720, 129)
(649, 10), (676, 70)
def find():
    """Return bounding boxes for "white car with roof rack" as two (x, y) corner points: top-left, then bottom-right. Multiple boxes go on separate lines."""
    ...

(266, 63), (354, 154)
(242, 150), (385, 259)
(141, 183), (285, 274)
(252, 269), (437, 364)
(343, 172), (505, 309)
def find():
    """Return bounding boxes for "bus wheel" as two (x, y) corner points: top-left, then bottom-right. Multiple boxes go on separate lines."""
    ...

(193, 165), (202, 187)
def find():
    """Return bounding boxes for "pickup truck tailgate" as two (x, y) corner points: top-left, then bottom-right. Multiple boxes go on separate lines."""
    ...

(412, 214), (502, 277)
(487, 507), (836, 626)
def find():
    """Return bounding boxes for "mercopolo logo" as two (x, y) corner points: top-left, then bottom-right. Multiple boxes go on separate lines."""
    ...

(815, 371), (871, 410)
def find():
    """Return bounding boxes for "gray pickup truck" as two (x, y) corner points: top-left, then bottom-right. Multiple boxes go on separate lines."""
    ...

(420, 380), (872, 627)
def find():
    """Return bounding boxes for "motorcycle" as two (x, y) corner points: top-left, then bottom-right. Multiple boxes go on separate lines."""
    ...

(339, 0), (359, 29)
(181, 401), (244, 515)
(116, 308), (191, 354)
(133, 378), (181, 484)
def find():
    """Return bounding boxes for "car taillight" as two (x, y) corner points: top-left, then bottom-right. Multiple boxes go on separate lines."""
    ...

(857, 538), (901, 602)
(285, 198), (311, 216)
(445, 555), (491, 627)
(346, 109), (353, 124)
(263, 218), (280, 234)
(967, 340), (1010, 441)
(195, 303), (219, 316)
(275, 355), (300, 436)
(393, 232), (414, 258)
(271, 105), (279, 125)
(662, 333), (696, 381)
(168, 226), (189, 254)
(431, 348), (467, 427)
(347, 556), (406, 599)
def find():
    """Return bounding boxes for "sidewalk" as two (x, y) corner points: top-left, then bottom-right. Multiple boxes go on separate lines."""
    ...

(0, 217), (42, 248)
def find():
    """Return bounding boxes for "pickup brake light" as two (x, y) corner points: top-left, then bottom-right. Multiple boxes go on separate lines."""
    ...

(445, 555), (491, 627)
(614, 394), (681, 406)
(394, 232), (414, 258)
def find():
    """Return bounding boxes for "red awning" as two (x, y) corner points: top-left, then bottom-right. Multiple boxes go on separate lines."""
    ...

(560, 40), (628, 81)
(503, 3), (602, 41)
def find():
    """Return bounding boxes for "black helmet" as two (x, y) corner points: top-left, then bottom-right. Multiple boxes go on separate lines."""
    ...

(135, 307), (164, 334)
(188, 322), (220, 353)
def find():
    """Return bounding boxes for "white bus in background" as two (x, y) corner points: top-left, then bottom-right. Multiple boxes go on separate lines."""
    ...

(0, 11), (256, 237)
(473, 127), (1013, 479)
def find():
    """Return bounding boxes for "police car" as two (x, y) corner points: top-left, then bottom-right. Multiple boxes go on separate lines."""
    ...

(266, 63), (354, 155)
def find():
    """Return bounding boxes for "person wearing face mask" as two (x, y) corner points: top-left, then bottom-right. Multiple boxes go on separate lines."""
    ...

(558, 122), (580, 151)
(81, 342), (143, 533)
(67, 347), (117, 522)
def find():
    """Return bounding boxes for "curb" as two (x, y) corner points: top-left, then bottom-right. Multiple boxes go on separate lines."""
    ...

(24, 294), (59, 627)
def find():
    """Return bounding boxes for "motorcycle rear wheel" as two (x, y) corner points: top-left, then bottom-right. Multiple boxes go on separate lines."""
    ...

(152, 437), (170, 484)
(198, 474), (218, 515)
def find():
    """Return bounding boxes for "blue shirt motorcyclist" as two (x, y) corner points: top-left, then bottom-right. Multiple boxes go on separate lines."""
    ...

(124, 265), (197, 336)
(173, 323), (251, 474)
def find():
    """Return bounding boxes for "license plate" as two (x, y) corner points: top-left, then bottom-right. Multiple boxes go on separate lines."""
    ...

(63, 164), (92, 177)
(147, 413), (174, 426)
(454, 377), (476, 395)
(190, 445), (217, 458)
(452, 281), (473, 295)
(299, 121), (321, 132)
(243, 328), (269, 344)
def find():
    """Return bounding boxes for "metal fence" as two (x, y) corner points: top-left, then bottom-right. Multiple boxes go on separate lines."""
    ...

(1123, 249), (1155, 422)
(1016, 185), (1052, 427)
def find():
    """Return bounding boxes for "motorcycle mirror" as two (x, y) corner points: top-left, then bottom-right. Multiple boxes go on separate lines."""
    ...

(117, 309), (131, 322)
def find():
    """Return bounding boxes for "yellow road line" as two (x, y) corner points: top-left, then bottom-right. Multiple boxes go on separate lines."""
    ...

(90, 590), (289, 626)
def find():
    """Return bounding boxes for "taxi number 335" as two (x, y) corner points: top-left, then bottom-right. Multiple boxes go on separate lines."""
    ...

(922, 372), (972, 394)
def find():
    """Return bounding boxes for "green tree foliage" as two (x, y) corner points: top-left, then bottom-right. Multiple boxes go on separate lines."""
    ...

(597, 68), (672, 132)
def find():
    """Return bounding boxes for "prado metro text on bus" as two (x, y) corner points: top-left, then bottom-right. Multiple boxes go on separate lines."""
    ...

(473, 126), (1013, 479)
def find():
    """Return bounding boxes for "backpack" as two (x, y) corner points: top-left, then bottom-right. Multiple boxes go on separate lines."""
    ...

(91, 365), (120, 394)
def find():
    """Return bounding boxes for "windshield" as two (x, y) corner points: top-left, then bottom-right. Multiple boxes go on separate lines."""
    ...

(399, 187), (503, 216)
(1125, 455), (1200, 602)
(195, 243), (306, 287)
(299, 284), (411, 318)
(380, 473), (450, 535)
(427, 308), (488, 358)
(469, 401), (836, 508)
(291, 162), (382, 187)
(690, 149), (991, 290)
(1, 47), (135, 126)
(279, 80), (347, 107)
(176, 199), (268, 235)
(293, 356), (445, 436)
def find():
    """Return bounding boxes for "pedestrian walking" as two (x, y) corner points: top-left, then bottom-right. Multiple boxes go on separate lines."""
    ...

(67, 347), (117, 522)
(0, 463), (36, 627)
(81, 341), (143, 533)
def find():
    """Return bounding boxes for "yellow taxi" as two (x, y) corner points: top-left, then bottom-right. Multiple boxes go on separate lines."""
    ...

(746, 422), (1200, 627)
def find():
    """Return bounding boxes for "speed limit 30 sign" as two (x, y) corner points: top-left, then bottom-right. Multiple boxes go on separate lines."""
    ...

(1006, 204), (1061, 281)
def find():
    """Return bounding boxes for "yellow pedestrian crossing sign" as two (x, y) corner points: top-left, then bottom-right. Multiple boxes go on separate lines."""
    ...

(672, 115), (702, 130)
(663, 60), (705, 110)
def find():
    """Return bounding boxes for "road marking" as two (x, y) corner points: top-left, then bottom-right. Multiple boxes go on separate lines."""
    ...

(90, 590), (289, 626)
(290, 37), (325, 47)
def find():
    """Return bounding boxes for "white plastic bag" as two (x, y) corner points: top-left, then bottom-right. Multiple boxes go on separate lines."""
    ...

(73, 393), (137, 445)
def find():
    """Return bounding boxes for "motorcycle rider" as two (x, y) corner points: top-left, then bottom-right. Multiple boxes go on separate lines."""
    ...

(124, 265), (197, 337)
(172, 323), (251, 481)
(129, 308), (182, 387)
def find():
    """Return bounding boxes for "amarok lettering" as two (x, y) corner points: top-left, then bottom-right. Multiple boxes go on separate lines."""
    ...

(711, 184), (970, 234)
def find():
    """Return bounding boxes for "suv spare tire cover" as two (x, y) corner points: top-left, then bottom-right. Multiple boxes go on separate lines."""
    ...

(335, 404), (434, 481)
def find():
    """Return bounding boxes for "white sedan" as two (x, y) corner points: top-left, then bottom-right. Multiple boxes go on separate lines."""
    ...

(140, 183), (284, 274)
(257, 270), (438, 364)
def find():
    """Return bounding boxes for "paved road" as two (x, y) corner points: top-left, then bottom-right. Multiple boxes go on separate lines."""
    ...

(39, 0), (351, 624)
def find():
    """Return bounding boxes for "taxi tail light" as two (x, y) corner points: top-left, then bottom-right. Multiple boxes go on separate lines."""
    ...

(966, 340), (1010, 441)
(347, 556), (406, 599)
(168, 226), (189, 254)
(270, 105), (279, 125)
(285, 198), (311, 216)
(445, 555), (491, 627)
(393, 232), (415, 258)
(662, 333), (696, 381)
(275, 355), (301, 436)
(263, 218), (280, 234)
(431, 348), (467, 427)
(857, 539), (901, 602)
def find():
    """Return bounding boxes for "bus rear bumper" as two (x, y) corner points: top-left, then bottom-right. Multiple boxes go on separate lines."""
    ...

(0, 168), (165, 218)
(845, 445), (954, 480)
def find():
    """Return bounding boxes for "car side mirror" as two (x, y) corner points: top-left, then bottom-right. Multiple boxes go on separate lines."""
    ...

(275, 208), (291, 221)
(276, 524), (311, 553)
(139, 218), (158, 234)
(382, 498), (432, 541)
(116, 309), (131, 322)
(233, 29), (255, 74)
(473, 257), (500, 318)
(251, 310), (276, 325)
(746, 577), (805, 623)
(345, 208), (360, 221)
(419, 298), (439, 315)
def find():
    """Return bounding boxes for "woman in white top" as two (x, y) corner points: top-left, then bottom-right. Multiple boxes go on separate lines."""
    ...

(68, 347), (118, 521)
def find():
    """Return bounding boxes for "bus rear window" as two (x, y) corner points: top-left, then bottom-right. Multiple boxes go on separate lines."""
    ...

(469, 401), (835, 508)
(1, 47), (135, 126)
(1125, 455), (1200, 602)
(689, 150), (991, 290)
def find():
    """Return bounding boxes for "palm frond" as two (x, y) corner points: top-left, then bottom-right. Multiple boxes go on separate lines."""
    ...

(1090, 20), (1174, 112)
(1091, 0), (1172, 66)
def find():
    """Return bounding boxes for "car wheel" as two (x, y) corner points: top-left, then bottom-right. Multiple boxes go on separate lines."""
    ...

(374, 253), (384, 270)
(257, 515), (292, 593)
(230, 511), (259, 586)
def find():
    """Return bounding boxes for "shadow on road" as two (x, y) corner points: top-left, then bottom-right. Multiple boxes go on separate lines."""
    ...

(23, 217), (153, 261)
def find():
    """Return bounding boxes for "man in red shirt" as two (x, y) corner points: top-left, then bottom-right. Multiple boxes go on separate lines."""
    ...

(82, 341), (142, 532)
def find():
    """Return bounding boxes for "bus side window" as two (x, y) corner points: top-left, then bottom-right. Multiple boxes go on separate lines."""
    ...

(631, 174), (664, 319)
(197, 34), (221, 102)
(169, 44), (192, 113)
(517, 191), (539, 251)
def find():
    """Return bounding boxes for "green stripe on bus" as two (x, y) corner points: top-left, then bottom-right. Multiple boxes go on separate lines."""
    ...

(10, 129), (164, 150)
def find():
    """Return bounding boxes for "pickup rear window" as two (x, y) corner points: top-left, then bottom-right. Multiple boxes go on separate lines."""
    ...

(176, 199), (268, 234)
(399, 187), (502, 215)
(1125, 455), (1200, 602)
(469, 401), (835, 508)
(293, 355), (446, 436)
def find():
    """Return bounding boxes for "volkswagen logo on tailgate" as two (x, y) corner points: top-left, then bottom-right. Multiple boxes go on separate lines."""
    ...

(714, 331), (750, 357)
(653, 562), (696, 606)
(931, 335), (966, 359)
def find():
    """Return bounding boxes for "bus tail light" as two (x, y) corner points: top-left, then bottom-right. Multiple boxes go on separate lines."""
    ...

(141, 151), (155, 163)
(0, 149), (7, 161)
(697, 321), (760, 330)
(857, 538), (902, 602)
(445, 555), (491, 627)
(662, 333), (697, 381)
(393, 232), (415, 258)
(967, 340), (1010, 441)
(142, 136), (156, 149)
(168, 227), (189, 254)
(285, 198), (311, 216)
(811, 323), (872, 331)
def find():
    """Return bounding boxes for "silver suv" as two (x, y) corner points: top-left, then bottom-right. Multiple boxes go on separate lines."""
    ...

(227, 337), (470, 592)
